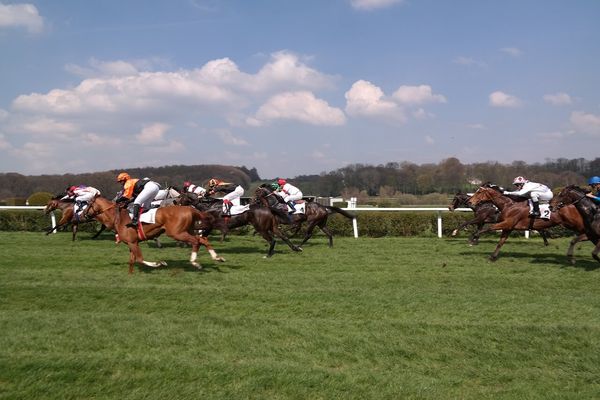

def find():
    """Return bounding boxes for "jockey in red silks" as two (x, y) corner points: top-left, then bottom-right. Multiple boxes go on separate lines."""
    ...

(62, 184), (101, 215)
(275, 178), (303, 214)
(182, 181), (207, 197)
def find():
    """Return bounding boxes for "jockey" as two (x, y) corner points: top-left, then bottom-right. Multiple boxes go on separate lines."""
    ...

(275, 178), (303, 214)
(503, 176), (553, 218)
(586, 176), (600, 204)
(182, 181), (207, 197)
(115, 172), (161, 228)
(206, 178), (244, 216)
(62, 184), (101, 215)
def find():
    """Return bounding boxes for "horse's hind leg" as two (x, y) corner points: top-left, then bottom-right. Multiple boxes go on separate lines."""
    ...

(91, 224), (106, 239)
(468, 222), (484, 245)
(72, 223), (78, 241)
(540, 230), (549, 246)
(300, 221), (319, 247)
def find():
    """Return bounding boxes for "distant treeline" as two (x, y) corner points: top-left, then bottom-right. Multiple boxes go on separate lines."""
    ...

(1, 157), (598, 201)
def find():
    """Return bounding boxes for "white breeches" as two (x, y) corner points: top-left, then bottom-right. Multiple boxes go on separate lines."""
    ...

(283, 192), (303, 202)
(134, 181), (161, 209)
(223, 185), (244, 206)
(530, 189), (553, 203)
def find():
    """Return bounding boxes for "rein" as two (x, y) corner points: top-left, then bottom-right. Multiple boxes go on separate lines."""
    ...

(554, 188), (586, 210)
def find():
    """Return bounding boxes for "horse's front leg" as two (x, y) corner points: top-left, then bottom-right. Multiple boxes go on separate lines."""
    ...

(592, 241), (600, 263)
(273, 226), (302, 253)
(566, 233), (587, 265)
(196, 235), (225, 262)
(468, 222), (485, 245)
(452, 219), (476, 237)
(71, 223), (78, 241)
(489, 230), (511, 262)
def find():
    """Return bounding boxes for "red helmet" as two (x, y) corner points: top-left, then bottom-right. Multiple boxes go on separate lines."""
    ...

(183, 181), (191, 189)
(513, 176), (528, 185)
(67, 185), (77, 193)
(277, 178), (287, 186)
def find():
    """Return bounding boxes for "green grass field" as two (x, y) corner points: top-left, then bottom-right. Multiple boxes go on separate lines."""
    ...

(1, 231), (600, 399)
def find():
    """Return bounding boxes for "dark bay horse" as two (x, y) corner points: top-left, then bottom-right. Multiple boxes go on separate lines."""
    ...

(254, 185), (355, 247)
(468, 185), (587, 262)
(448, 192), (549, 246)
(84, 196), (224, 273)
(44, 197), (106, 240)
(550, 185), (600, 263)
(178, 192), (302, 257)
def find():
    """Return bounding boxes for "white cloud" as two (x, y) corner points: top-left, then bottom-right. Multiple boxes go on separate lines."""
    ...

(500, 47), (523, 57)
(216, 129), (248, 146)
(22, 117), (78, 136)
(489, 91), (522, 108)
(453, 56), (486, 67)
(0, 2), (44, 33)
(350, 0), (404, 11)
(570, 111), (600, 136)
(0, 133), (11, 150)
(252, 91), (346, 126)
(425, 135), (435, 145)
(543, 92), (572, 106)
(135, 123), (169, 144)
(392, 85), (446, 105)
(345, 80), (403, 120)
(65, 58), (140, 78)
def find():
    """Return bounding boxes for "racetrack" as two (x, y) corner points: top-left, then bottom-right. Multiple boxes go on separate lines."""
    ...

(1, 232), (599, 399)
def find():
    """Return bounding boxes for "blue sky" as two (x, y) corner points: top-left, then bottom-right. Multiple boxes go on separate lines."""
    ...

(1, 0), (599, 180)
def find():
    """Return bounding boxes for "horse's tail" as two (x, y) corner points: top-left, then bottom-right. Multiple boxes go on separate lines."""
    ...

(324, 205), (355, 220)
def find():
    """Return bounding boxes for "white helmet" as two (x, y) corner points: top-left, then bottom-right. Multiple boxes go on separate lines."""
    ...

(513, 176), (528, 185)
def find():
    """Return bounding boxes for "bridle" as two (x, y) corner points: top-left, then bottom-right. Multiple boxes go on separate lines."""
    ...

(552, 187), (586, 210)
(84, 196), (117, 219)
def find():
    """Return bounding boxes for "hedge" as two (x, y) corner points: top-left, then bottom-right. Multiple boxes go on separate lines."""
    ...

(0, 209), (577, 238)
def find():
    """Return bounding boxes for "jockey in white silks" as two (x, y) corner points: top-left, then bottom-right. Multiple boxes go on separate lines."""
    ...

(182, 181), (207, 197)
(62, 185), (101, 216)
(503, 176), (553, 218)
(276, 178), (303, 214)
(207, 178), (244, 216)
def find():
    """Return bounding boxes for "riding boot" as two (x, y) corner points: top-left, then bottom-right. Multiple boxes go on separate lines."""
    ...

(222, 200), (232, 216)
(287, 201), (296, 215)
(127, 204), (141, 227)
(530, 200), (541, 218)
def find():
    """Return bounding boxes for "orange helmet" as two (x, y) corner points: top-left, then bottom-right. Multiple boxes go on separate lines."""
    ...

(117, 172), (130, 183)
(208, 178), (220, 188)
(277, 178), (287, 186)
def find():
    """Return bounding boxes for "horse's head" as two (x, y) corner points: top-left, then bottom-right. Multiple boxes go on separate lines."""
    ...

(468, 186), (497, 207)
(449, 192), (469, 211)
(44, 198), (61, 214)
(178, 192), (198, 206)
(550, 185), (588, 211)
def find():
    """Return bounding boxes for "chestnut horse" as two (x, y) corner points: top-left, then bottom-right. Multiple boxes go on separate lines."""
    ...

(84, 196), (224, 273)
(468, 185), (587, 262)
(550, 185), (600, 263)
(178, 192), (302, 257)
(44, 197), (106, 240)
(448, 192), (549, 246)
(254, 185), (355, 247)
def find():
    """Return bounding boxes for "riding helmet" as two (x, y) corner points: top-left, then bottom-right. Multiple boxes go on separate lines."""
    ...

(589, 176), (600, 185)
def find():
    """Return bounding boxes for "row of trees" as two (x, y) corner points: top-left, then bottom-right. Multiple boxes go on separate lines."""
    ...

(1, 157), (598, 203)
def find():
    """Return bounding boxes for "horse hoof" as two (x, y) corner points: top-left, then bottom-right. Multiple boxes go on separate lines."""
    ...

(216, 257), (226, 262)
(160, 261), (168, 267)
(488, 256), (498, 262)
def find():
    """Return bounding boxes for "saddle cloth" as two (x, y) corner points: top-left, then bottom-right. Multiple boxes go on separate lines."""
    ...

(528, 200), (551, 220)
(129, 208), (158, 224)
(287, 202), (306, 214)
(226, 204), (250, 215)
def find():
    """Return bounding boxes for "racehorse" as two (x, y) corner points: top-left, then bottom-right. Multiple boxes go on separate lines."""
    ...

(44, 196), (106, 241)
(84, 196), (224, 273)
(468, 185), (588, 262)
(550, 185), (600, 263)
(254, 185), (355, 247)
(177, 192), (302, 257)
(448, 192), (549, 246)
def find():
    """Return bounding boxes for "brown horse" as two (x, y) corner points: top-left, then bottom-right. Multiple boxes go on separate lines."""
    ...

(468, 185), (587, 262)
(178, 192), (302, 257)
(550, 185), (600, 263)
(44, 197), (106, 240)
(254, 185), (355, 247)
(84, 196), (224, 273)
(448, 192), (549, 246)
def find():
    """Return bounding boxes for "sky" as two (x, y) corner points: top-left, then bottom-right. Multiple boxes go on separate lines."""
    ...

(1, 0), (599, 180)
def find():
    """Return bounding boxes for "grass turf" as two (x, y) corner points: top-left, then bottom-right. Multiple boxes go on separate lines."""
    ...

(1, 231), (599, 399)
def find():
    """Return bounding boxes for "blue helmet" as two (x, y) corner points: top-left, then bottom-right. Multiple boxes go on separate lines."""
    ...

(588, 176), (600, 185)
